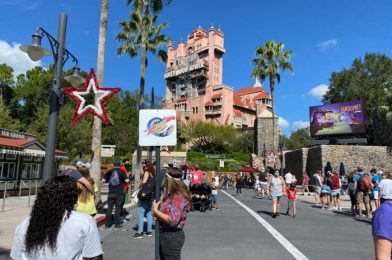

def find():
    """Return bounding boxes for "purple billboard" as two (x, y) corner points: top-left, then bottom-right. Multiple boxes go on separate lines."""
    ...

(309, 101), (366, 136)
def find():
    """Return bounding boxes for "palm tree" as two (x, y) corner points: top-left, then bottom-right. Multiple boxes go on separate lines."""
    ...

(117, 8), (171, 181)
(91, 0), (109, 202)
(252, 41), (294, 151)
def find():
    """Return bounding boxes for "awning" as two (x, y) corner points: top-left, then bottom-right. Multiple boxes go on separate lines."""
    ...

(0, 148), (68, 160)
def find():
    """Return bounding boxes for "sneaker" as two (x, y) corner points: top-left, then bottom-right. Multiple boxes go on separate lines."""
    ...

(272, 213), (276, 218)
(276, 212), (280, 217)
(146, 232), (152, 237)
(286, 210), (290, 216)
(131, 233), (143, 239)
(293, 214), (296, 218)
(308, 193), (310, 196)
(105, 224), (112, 229)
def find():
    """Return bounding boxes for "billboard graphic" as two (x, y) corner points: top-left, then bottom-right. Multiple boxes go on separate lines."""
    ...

(309, 101), (365, 136)
(139, 109), (177, 146)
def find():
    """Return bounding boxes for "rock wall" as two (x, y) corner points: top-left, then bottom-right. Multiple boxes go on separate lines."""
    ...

(255, 117), (279, 156)
(284, 145), (392, 184)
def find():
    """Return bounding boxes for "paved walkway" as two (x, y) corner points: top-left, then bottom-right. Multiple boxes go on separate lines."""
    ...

(100, 189), (373, 260)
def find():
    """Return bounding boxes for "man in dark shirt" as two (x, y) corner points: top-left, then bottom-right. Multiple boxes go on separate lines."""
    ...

(104, 159), (128, 228)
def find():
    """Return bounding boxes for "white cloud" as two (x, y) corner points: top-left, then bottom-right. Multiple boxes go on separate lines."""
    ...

(318, 39), (337, 50)
(292, 120), (309, 130)
(308, 84), (329, 99)
(278, 117), (290, 129)
(0, 40), (42, 76)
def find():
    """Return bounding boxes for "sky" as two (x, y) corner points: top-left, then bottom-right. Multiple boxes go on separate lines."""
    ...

(1, 0), (392, 136)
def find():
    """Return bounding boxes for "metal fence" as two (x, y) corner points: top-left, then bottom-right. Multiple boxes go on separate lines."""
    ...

(1, 180), (41, 212)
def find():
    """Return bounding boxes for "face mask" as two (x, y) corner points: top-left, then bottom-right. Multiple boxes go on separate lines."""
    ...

(274, 172), (279, 176)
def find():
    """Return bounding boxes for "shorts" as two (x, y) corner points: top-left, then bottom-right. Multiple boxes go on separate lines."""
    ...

(288, 200), (296, 207)
(332, 189), (340, 197)
(356, 191), (370, 204)
(314, 187), (321, 194)
(320, 191), (330, 197)
(211, 194), (218, 202)
(260, 182), (267, 190)
(271, 195), (282, 201)
(373, 191), (379, 200)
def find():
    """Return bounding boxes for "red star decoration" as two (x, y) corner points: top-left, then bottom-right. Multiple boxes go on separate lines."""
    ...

(267, 152), (279, 164)
(64, 68), (120, 125)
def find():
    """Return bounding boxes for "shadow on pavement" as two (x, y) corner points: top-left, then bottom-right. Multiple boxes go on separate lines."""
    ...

(256, 210), (274, 217)
(300, 200), (316, 205)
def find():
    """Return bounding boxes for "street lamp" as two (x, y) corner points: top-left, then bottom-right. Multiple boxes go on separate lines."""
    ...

(20, 13), (84, 181)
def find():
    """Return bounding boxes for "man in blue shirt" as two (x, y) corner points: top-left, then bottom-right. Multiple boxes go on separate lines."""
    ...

(63, 160), (94, 195)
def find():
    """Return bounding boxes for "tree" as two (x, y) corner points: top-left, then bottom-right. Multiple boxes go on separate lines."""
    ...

(91, 0), (109, 201)
(0, 103), (21, 130)
(252, 41), (294, 150)
(323, 53), (392, 143)
(285, 128), (310, 150)
(13, 67), (53, 126)
(117, 1), (171, 180)
(186, 121), (237, 154)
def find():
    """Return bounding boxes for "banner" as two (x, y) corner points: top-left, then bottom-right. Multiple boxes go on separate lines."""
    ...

(309, 101), (365, 136)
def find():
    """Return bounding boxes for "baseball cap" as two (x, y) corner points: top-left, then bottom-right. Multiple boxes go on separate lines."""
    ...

(73, 160), (83, 168)
(113, 159), (121, 166)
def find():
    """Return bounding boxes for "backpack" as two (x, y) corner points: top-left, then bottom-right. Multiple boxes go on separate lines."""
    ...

(359, 175), (373, 191)
(137, 173), (155, 201)
(109, 169), (121, 186)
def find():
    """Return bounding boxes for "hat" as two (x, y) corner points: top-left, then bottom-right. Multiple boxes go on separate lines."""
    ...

(377, 171), (383, 175)
(165, 167), (182, 179)
(73, 160), (83, 168)
(113, 159), (121, 166)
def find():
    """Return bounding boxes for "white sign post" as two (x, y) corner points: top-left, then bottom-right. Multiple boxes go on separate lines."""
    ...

(139, 109), (177, 147)
(139, 109), (176, 260)
(101, 145), (115, 157)
(219, 159), (224, 168)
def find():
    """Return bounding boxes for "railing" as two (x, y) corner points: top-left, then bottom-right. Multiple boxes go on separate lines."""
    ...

(0, 179), (41, 212)
(1, 180), (15, 212)
(19, 180), (40, 207)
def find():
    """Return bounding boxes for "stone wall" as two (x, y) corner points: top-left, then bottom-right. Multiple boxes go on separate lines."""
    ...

(255, 117), (279, 156)
(284, 145), (392, 185)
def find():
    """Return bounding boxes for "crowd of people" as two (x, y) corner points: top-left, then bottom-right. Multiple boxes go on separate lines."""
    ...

(9, 158), (392, 259)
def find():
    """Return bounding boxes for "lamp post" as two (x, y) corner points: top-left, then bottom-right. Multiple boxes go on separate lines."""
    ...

(20, 14), (84, 181)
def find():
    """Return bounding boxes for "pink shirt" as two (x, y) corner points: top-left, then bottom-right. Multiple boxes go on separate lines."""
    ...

(160, 193), (190, 230)
(302, 174), (310, 185)
(191, 169), (203, 185)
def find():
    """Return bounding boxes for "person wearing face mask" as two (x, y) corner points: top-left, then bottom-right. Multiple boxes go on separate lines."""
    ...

(266, 170), (286, 218)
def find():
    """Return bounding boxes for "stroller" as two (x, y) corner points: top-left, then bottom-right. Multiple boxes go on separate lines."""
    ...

(190, 183), (213, 212)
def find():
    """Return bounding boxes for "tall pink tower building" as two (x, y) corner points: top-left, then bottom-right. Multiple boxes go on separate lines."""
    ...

(163, 26), (272, 128)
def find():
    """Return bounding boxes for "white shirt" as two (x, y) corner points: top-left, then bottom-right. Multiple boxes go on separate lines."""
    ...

(379, 179), (392, 199)
(285, 172), (293, 184)
(214, 176), (219, 187)
(11, 211), (103, 260)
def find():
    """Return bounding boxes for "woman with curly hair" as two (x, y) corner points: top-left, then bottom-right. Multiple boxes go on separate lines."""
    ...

(10, 175), (103, 260)
(153, 167), (191, 260)
(75, 166), (98, 216)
